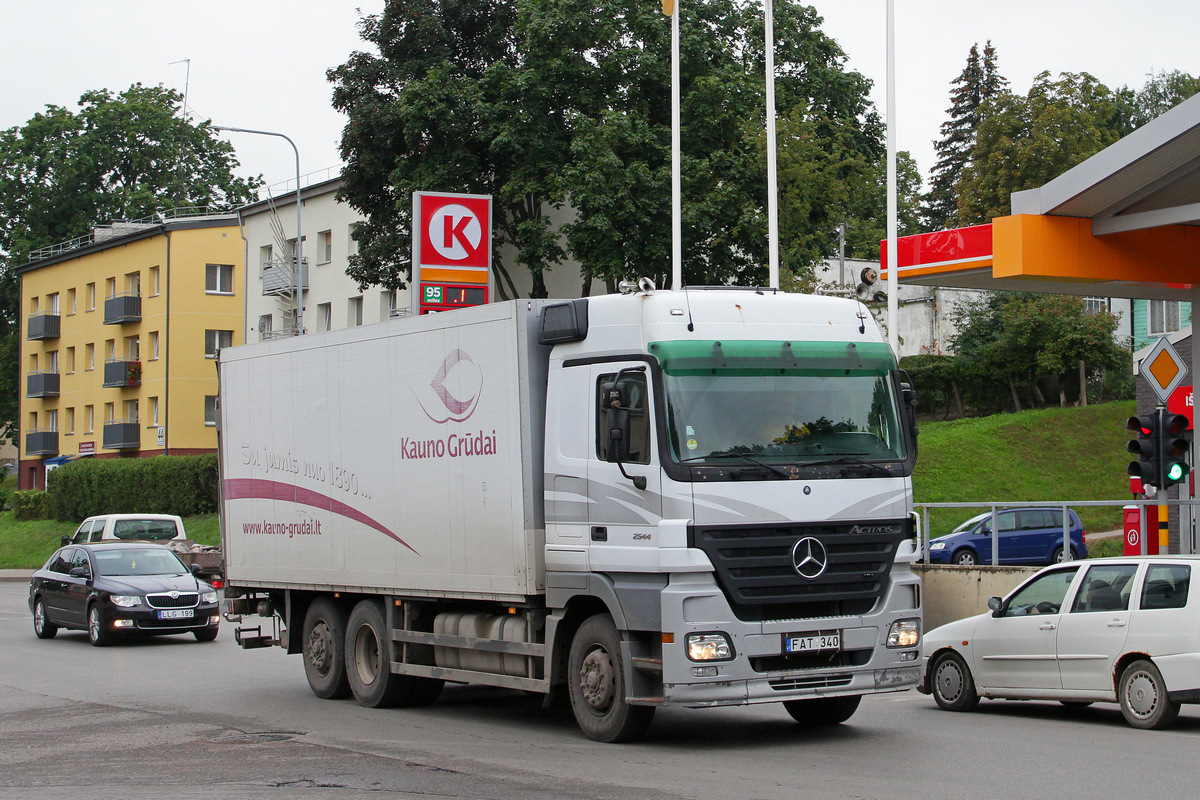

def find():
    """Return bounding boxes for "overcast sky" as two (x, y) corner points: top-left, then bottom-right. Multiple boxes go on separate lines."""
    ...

(2, 0), (1196, 198)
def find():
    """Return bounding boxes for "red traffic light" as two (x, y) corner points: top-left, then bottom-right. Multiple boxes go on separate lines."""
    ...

(1165, 413), (1190, 437)
(1127, 415), (1156, 436)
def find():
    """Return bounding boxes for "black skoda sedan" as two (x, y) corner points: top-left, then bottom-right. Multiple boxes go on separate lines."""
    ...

(29, 542), (220, 646)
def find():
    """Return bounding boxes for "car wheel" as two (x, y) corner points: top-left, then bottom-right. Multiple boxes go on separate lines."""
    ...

(87, 604), (112, 647)
(1119, 659), (1181, 730)
(1051, 546), (1076, 563)
(568, 614), (655, 743)
(302, 598), (352, 700)
(194, 627), (219, 642)
(32, 597), (58, 640)
(952, 549), (978, 567)
(783, 695), (862, 726)
(930, 651), (979, 712)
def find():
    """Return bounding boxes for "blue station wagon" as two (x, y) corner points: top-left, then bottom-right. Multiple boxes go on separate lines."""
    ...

(927, 508), (1087, 566)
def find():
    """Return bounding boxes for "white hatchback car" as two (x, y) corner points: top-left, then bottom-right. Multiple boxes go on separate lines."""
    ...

(919, 555), (1199, 729)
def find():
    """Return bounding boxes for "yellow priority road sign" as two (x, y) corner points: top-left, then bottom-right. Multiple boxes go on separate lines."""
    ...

(1141, 336), (1189, 404)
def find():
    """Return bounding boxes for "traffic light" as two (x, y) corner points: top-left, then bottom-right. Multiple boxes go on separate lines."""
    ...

(1127, 413), (1161, 488)
(1162, 413), (1191, 488)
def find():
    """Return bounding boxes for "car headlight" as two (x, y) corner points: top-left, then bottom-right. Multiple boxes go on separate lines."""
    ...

(200, 591), (218, 604)
(685, 632), (734, 661)
(886, 619), (920, 648)
(110, 595), (140, 607)
(929, 542), (946, 550)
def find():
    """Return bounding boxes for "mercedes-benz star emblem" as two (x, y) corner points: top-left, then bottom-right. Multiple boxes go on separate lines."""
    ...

(791, 537), (828, 580)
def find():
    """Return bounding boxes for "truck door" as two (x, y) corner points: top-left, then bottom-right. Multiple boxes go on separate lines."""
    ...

(587, 363), (663, 549)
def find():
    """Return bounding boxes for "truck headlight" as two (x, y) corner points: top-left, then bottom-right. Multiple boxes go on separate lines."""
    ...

(929, 542), (946, 550)
(110, 595), (140, 608)
(686, 632), (734, 662)
(886, 619), (920, 648)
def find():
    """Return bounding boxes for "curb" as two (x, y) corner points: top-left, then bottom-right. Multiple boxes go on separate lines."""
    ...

(0, 571), (33, 583)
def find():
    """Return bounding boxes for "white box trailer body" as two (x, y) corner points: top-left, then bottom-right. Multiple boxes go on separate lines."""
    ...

(220, 302), (547, 599)
(219, 288), (923, 742)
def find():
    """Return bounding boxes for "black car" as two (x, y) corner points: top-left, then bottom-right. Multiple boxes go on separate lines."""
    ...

(29, 542), (220, 646)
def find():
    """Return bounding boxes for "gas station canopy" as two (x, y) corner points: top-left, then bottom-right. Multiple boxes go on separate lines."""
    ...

(883, 93), (1200, 301)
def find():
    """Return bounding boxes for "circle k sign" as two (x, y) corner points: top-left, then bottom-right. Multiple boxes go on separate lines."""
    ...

(415, 193), (492, 270)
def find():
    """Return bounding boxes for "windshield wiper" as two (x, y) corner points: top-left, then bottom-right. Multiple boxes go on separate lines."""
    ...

(678, 452), (793, 479)
(802, 455), (893, 476)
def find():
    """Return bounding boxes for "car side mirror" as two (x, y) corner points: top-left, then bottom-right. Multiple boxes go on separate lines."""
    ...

(69, 566), (90, 579)
(60, 535), (70, 548)
(189, 563), (203, 576)
(987, 596), (1004, 615)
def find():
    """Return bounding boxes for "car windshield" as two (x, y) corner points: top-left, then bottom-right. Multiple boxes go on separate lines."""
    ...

(93, 548), (188, 577)
(949, 512), (990, 535)
(112, 519), (179, 540)
(654, 339), (907, 464)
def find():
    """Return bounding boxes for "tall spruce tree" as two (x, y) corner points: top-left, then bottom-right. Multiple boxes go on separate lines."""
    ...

(921, 41), (1006, 230)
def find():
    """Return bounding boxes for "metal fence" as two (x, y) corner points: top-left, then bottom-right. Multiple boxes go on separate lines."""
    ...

(915, 499), (1200, 564)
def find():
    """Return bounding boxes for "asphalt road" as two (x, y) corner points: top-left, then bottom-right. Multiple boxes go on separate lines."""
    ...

(1, 581), (1198, 800)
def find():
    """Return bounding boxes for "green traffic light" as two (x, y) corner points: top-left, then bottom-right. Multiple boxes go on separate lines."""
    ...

(1166, 461), (1189, 482)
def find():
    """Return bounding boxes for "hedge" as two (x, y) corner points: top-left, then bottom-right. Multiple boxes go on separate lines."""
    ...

(48, 454), (219, 521)
(12, 489), (56, 520)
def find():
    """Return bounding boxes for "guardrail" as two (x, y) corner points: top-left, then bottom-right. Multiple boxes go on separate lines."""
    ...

(915, 499), (1200, 564)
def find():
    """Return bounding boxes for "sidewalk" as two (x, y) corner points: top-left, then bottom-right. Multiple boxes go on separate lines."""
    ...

(0, 570), (33, 583)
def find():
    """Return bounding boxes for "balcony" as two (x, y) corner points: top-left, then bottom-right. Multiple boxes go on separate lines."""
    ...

(27, 313), (60, 340)
(26, 428), (58, 456)
(262, 257), (308, 297)
(102, 419), (140, 450)
(104, 292), (141, 324)
(103, 358), (141, 388)
(26, 371), (60, 398)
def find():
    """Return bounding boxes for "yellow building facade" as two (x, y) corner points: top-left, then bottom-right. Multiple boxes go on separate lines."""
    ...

(18, 216), (243, 489)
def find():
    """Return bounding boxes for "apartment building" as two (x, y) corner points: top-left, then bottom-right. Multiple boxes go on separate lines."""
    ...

(18, 213), (243, 489)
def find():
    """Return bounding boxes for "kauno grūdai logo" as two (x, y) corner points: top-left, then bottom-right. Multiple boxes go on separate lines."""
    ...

(414, 349), (483, 423)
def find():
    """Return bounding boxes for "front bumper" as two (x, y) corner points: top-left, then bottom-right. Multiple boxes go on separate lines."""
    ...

(655, 568), (922, 707)
(99, 601), (221, 635)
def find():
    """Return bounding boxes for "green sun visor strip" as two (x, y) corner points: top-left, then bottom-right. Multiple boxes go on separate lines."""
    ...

(649, 340), (897, 377)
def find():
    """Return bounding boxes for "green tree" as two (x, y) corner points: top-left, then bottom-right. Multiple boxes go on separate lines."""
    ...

(0, 83), (261, 440)
(955, 71), (1125, 223)
(330, 0), (892, 296)
(922, 41), (1006, 230)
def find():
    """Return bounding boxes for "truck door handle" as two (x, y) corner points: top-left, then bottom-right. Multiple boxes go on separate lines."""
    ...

(1107, 619), (1127, 628)
(1039, 623), (1056, 631)
(591, 526), (607, 542)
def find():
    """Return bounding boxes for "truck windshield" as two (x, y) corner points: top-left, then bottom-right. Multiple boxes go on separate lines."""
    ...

(651, 339), (907, 465)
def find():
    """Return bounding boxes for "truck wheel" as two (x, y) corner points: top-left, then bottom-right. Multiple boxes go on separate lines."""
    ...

(345, 600), (444, 708)
(567, 614), (655, 743)
(303, 598), (352, 699)
(783, 695), (862, 726)
(33, 597), (58, 639)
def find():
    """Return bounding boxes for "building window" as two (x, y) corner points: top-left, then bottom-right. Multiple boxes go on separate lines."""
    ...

(380, 290), (397, 320)
(47, 293), (59, 314)
(124, 335), (139, 360)
(126, 271), (141, 295)
(150, 266), (160, 297)
(85, 343), (95, 371)
(149, 396), (159, 427)
(66, 407), (75, 435)
(1149, 300), (1181, 335)
(84, 405), (94, 434)
(204, 396), (217, 426)
(66, 347), (75, 374)
(149, 331), (159, 360)
(348, 222), (360, 255)
(29, 297), (39, 315)
(259, 245), (273, 277)
(125, 399), (138, 422)
(105, 277), (116, 299)
(318, 230), (332, 264)
(67, 288), (77, 315)
(86, 283), (96, 311)
(46, 410), (57, 432)
(205, 263), (234, 294)
(104, 402), (114, 423)
(318, 302), (332, 332)
(1084, 297), (1108, 314)
(47, 350), (58, 373)
(258, 314), (273, 342)
(105, 339), (115, 360)
(205, 329), (233, 357)
(348, 296), (363, 327)
(29, 353), (38, 372)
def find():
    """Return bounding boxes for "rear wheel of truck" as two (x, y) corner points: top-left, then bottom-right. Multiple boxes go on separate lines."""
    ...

(303, 598), (352, 699)
(346, 600), (444, 708)
(782, 695), (862, 726)
(567, 614), (655, 743)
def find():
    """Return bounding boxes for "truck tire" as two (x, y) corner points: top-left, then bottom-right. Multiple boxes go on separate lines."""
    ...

(782, 695), (862, 726)
(346, 600), (444, 708)
(303, 598), (352, 699)
(567, 614), (655, 743)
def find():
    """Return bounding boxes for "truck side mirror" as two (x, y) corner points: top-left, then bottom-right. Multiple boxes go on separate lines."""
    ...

(601, 379), (647, 491)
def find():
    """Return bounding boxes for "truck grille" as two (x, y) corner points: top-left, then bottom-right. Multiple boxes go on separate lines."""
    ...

(146, 592), (199, 609)
(689, 520), (910, 621)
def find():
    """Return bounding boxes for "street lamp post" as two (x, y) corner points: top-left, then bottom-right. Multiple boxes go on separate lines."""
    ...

(212, 125), (304, 335)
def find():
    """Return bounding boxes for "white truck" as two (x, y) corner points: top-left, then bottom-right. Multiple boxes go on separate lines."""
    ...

(218, 286), (923, 742)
